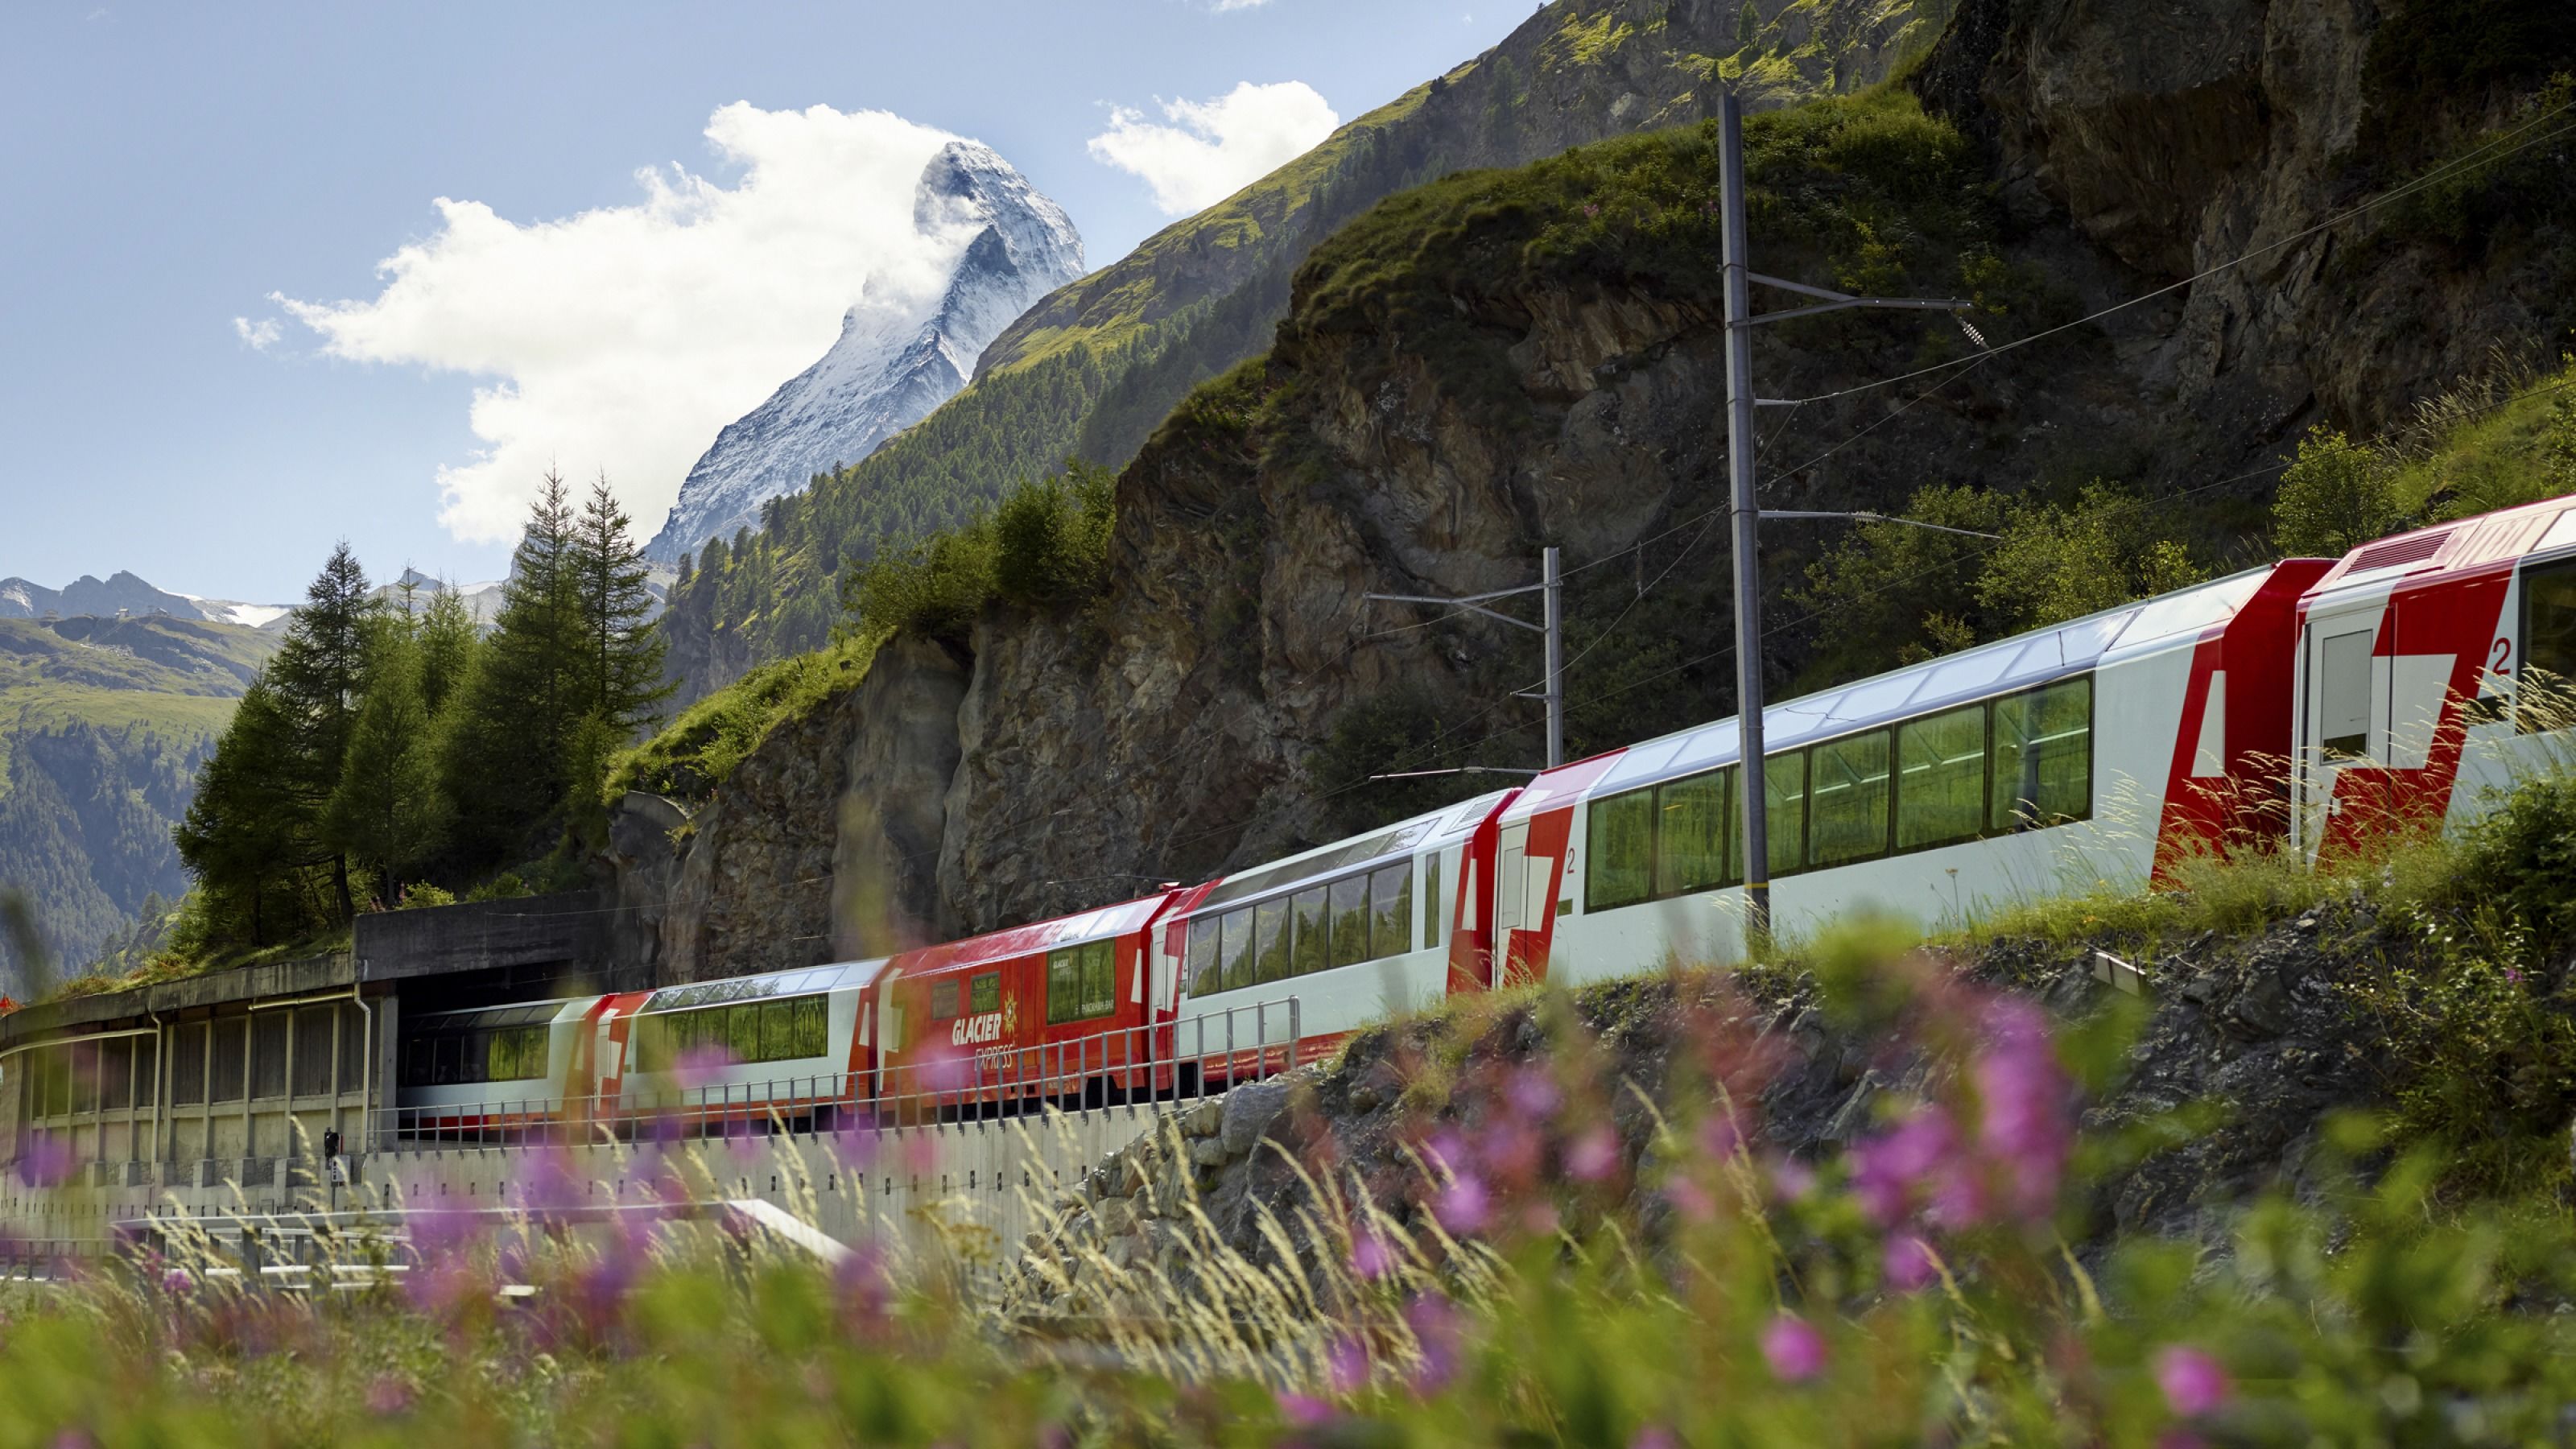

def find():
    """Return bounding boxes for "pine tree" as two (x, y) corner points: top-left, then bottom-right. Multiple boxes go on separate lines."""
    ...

(174, 679), (316, 946)
(414, 583), (481, 720)
(441, 471), (588, 869)
(324, 634), (445, 901)
(264, 542), (378, 920)
(572, 472), (673, 737)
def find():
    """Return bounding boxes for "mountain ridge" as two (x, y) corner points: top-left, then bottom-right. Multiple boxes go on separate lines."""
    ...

(641, 140), (1084, 568)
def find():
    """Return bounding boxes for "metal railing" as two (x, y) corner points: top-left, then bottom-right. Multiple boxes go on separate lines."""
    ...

(369, 997), (1304, 1151)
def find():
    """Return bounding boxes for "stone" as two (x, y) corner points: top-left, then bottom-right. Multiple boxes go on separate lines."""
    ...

(1096, 1196), (1137, 1237)
(1220, 1080), (1294, 1157)
(1189, 1137), (1231, 1167)
(1182, 1100), (1224, 1138)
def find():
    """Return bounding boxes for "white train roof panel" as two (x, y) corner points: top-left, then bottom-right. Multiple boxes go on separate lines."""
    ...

(1193, 789), (1510, 912)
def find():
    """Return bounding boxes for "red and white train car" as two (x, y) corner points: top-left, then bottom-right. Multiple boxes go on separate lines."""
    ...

(1155, 788), (1520, 1065)
(1488, 558), (2330, 985)
(2292, 496), (2576, 860)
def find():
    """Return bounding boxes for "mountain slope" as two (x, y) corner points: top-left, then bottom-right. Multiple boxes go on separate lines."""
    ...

(655, 0), (1951, 701)
(0, 616), (282, 991)
(642, 141), (1085, 566)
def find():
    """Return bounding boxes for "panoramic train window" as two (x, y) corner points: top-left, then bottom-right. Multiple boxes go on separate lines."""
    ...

(1221, 907), (1255, 991)
(1290, 887), (1329, 976)
(1993, 676), (2092, 828)
(1253, 898), (1290, 985)
(970, 972), (1000, 1016)
(1328, 876), (1371, 969)
(1654, 770), (1730, 898)
(1188, 916), (1221, 996)
(1370, 863), (1412, 957)
(1809, 730), (1893, 867)
(1586, 788), (1655, 911)
(1898, 704), (1987, 851)
(2521, 558), (2576, 732)
(931, 978), (960, 1020)
(632, 995), (828, 1073)
(1761, 750), (1809, 879)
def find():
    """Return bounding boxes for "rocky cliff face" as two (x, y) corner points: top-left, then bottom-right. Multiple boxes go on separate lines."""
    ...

(609, 0), (2573, 976)
(642, 142), (1085, 567)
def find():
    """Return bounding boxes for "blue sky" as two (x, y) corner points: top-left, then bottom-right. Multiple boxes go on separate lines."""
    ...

(0, 1), (1533, 603)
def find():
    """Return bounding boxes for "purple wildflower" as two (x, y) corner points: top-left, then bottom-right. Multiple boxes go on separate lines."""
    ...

(1972, 999), (2073, 1222)
(1883, 1233), (1938, 1293)
(1276, 1391), (1335, 1427)
(1406, 1294), (1463, 1394)
(1350, 1230), (1396, 1280)
(160, 1266), (196, 1296)
(2154, 1345), (2230, 1418)
(1760, 1314), (1828, 1383)
(1566, 1125), (1621, 1182)
(1326, 1334), (1370, 1394)
(1847, 1108), (1958, 1227)
(1505, 1067), (1562, 1121)
(1435, 1174), (1491, 1236)
(1662, 1175), (1716, 1224)
(1629, 1428), (1680, 1449)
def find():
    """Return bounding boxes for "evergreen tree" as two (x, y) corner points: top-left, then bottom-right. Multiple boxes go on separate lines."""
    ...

(262, 542), (378, 920)
(174, 679), (316, 946)
(441, 471), (588, 868)
(572, 472), (673, 737)
(414, 583), (481, 720)
(324, 634), (445, 902)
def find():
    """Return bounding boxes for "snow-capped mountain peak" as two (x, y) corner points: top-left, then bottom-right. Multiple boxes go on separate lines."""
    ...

(642, 140), (1085, 565)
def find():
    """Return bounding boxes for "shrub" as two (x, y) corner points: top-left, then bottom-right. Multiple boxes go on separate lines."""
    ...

(2273, 425), (2411, 558)
(396, 883), (457, 910)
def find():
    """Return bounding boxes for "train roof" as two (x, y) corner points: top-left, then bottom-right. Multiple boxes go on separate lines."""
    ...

(638, 957), (891, 1013)
(2303, 494), (2576, 606)
(1188, 787), (1515, 914)
(891, 893), (1175, 977)
(1502, 561), (2296, 822)
(407, 997), (591, 1029)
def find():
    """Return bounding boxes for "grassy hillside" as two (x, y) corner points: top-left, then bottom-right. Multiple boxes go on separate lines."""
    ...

(654, 0), (1951, 702)
(0, 616), (279, 990)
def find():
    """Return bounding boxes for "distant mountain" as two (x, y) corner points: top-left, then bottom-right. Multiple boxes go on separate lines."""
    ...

(0, 571), (206, 622)
(642, 140), (1086, 567)
(0, 614), (283, 993)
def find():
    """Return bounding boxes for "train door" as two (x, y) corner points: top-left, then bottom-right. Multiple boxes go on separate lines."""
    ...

(2297, 601), (2389, 859)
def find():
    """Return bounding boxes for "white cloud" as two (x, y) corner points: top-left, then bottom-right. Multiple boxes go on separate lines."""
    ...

(232, 316), (280, 350)
(278, 103), (976, 544)
(1087, 81), (1340, 216)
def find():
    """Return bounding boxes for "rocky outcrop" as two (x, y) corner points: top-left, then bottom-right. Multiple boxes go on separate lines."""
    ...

(605, 638), (972, 983)
(1919, 0), (2573, 439)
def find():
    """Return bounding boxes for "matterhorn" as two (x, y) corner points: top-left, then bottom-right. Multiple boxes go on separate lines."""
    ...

(643, 140), (1085, 564)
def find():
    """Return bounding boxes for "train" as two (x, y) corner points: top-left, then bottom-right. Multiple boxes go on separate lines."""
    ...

(388, 493), (2576, 1136)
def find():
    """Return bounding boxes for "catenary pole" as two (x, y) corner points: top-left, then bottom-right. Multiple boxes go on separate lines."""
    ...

(1541, 546), (1564, 769)
(1364, 551), (1568, 770)
(1719, 91), (1773, 944)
